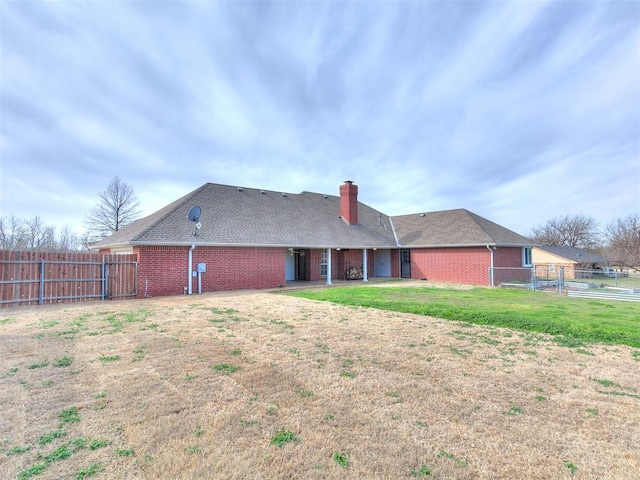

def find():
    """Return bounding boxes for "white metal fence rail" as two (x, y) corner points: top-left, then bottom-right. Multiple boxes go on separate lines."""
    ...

(491, 265), (640, 302)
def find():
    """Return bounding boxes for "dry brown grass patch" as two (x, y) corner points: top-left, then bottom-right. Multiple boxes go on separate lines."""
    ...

(1, 291), (638, 479)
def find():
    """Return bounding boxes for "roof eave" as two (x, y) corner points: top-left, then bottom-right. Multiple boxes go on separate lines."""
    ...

(100, 241), (398, 249)
(400, 242), (533, 248)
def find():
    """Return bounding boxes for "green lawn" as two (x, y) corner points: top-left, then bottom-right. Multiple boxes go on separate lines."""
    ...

(286, 286), (640, 348)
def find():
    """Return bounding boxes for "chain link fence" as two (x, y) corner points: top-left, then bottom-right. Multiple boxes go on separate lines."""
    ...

(490, 265), (640, 301)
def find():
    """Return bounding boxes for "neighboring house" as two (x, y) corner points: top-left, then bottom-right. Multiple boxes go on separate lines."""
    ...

(94, 181), (534, 297)
(533, 245), (610, 279)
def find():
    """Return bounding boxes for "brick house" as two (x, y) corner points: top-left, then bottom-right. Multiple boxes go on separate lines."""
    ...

(94, 181), (534, 297)
(533, 245), (611, 280)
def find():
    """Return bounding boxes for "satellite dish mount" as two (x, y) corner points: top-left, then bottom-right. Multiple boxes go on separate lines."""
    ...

(188, 206), (202, 236)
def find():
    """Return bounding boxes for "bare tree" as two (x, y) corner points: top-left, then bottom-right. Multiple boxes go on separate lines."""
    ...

(606, 213), (640, 271)
(0, 215), (24, 250)
(529, 214), (600, 249)
(57, 226), (80, 252)
(23, 216), (52, 250)
(0, 215), (82, 251)
(85, 176), (141, 240)
(78, 230), (94, 251)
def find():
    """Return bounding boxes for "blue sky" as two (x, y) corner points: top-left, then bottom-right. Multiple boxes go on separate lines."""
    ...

(1, 0), (638, 237)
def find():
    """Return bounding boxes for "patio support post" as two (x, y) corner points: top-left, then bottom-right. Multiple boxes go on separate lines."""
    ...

(326, 248), (332, 285)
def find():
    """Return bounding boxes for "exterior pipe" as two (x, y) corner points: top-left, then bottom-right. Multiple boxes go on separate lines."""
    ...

(487, 245), (494, 287)
(188, 244), (195, 294)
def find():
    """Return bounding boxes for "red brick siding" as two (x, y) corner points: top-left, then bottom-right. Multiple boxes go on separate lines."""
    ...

(390, 249), (400, 278)
(339, 249), (363, 280)
(307, 249), (322, 282)
(493, 247), (531, 283)
(409, 246), (529, 286)
(136, 245), (286, 297)
(136, 245), (188, 297)
(306, 248), (381, 282)
(339, 182), (358, 225)
(130, 245), (528, 296)
(493, 247), (523, 267)
(410, 247), (491, 285)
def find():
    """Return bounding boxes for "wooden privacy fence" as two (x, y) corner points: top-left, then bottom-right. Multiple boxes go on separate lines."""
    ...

(0, 251), (138, 307)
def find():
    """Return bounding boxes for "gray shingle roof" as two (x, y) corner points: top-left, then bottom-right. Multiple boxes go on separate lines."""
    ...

(535, 245), (610, 264)
(94, 183), (533, 250)
(391, 209), (533, 247)
(94, 183), (398, 249)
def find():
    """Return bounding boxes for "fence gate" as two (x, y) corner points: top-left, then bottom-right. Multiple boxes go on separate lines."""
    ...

(0, 251), (138, 307)
(103, 254), (139, 300)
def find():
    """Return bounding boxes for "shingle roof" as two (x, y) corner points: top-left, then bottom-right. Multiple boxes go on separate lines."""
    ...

(535, 245), (610, 264)
(93, 183), (533, 250)
(94, 183), (398, 249)
(391, 209), (533, 247)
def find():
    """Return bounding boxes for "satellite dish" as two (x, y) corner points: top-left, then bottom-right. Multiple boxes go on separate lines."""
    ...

(188, 206), (203, 236)
(187, 206), (201, 222)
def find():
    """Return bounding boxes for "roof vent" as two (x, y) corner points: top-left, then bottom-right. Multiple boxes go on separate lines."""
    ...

(260, 190), (266, 195)
(419, 213), (425, 217)
(282, 193), (287, 197)
(237, 187), (243, 192)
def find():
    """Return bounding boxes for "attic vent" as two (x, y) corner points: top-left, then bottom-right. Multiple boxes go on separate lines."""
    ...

(237, 187), (243, 192)
(323, 195), (328, 199)
(419, 213), (425, 217)
(282, 193), (287, 197)
(260, 190), (266, 195)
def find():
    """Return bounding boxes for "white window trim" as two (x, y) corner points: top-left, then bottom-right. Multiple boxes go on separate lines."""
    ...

(320, 250), (328, 277)
(522, 247), (533, 267)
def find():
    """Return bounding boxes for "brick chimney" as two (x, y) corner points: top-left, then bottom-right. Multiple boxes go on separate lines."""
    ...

(339, 180), (358, 225)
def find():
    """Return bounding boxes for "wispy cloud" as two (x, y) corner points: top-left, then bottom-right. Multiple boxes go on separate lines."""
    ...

(1, 0), (638, 235)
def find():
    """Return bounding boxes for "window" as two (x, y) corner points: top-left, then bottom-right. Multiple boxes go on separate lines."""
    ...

(320, 250), (328, 276)
(522, 247), (532, 267)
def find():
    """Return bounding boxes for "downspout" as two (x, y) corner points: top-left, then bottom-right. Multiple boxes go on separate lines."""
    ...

(487, 245), (494, 287)
(188, 244), (195, 295)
